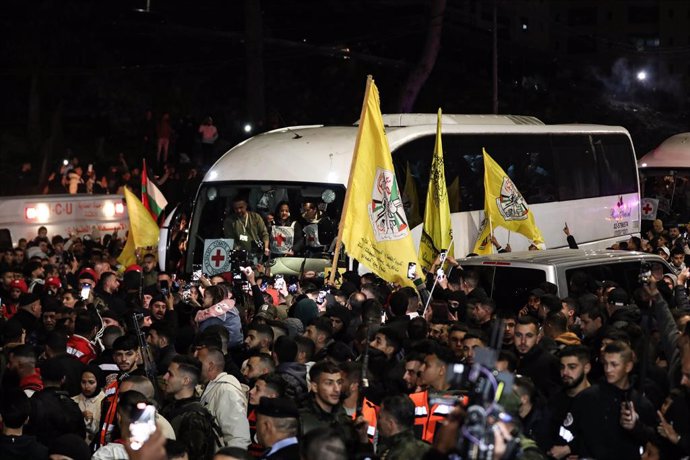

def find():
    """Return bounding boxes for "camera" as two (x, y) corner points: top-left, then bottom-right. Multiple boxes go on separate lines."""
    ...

(229, 249), (249, 278)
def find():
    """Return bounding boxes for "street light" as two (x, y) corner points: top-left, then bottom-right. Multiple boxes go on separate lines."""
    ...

(636, 70), (647, 82)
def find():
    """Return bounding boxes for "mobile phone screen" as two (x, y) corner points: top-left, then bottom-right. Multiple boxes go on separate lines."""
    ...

(80, 285), (91, 300)
(129, 403), (157, 451)
(407, 262), (417, 280)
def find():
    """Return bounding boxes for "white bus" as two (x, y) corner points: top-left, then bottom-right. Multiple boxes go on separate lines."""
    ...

(162, 114), (641, 275)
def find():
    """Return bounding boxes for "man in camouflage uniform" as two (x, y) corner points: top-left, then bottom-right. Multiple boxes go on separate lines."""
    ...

(376, 394), (431, 459)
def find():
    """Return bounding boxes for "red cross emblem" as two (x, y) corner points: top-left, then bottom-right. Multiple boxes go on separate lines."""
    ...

(642, 202), (653, 214)
(211, 249), (226, 267)
(275, 232), (285, 247)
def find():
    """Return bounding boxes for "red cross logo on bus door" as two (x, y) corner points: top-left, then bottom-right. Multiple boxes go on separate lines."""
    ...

(642, 202), (653, 215)
(211, 249), (226, 267)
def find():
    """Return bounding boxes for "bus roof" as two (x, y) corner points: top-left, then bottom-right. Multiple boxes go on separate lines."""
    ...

(203, 115), (632, 185)
(638, 132), (690, 170)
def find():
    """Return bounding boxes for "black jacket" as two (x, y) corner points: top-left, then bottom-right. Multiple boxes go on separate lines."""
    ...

(516, 344), (561, 399)
(0, 434), (49, 460)
(25, 387), (86, 447)
(570, 382), (656, 460)
(262, 441), (300, 460)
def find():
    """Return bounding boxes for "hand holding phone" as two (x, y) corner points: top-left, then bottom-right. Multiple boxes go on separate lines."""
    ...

(128, 403), (157, 451)
(407, 262), (417, 280)
(80, 284), (92, 300)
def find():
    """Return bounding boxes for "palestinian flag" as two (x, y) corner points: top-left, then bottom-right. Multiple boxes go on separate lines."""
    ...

(141, 159), (168, 221)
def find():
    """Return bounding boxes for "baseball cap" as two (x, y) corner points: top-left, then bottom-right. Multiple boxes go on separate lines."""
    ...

(255, 304), (278, 321)
(45, 276), (62, 289)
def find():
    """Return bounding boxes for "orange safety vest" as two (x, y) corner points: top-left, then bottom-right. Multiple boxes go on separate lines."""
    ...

(409, 390), (454, 443)
(351, 398), (379, 442)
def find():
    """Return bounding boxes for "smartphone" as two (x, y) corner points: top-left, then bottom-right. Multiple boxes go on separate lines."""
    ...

(274, 275), (286, 291)
(288, 283), (298, 294)
(437, 268), (445, 280)
(160, 280), (169, 296)
(80, 284), (91, 300)
(242, 281), (252, 293)
(128, 402), (157, 451)
(439, 251), (447, 263)
(407, 262), (417, 280)
(317, 290), (328, 304)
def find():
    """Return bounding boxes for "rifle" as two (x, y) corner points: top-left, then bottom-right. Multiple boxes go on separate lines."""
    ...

(132, 313), (158, 386)
(356, 317), (372, 418)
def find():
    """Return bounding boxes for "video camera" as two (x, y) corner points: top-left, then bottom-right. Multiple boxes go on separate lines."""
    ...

(440, 322), (520, 460)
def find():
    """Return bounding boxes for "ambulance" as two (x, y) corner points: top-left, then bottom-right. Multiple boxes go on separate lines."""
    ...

(0, 194), (128, 247)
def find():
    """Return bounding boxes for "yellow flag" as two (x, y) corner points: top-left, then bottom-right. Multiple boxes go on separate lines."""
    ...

(123, 186), (160, 249)
(482, 148), (544, 244)
(116, 231), (137, 267)
(403, 162), (422, 229)
(472, 217), (493, 255)
(448, 176), (461, 213)
(340, 77), (419, 287)
(418, 109), (454, 270)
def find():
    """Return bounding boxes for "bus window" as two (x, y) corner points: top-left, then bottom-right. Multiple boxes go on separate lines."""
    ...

(594, 134), (638, 196)
(187, 183), (345, 271)
(551, 135), (599, 201)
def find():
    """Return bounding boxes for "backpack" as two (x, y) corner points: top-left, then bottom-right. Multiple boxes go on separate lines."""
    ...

(168, 401), (224, 460)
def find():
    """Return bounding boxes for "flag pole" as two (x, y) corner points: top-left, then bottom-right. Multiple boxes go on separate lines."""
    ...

(422, 235), (455, 317)
(489, 216), (494, 254)
(329, 75), (374, 286)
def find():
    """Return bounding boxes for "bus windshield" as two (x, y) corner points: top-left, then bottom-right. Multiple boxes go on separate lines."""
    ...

(185, 182), (346, 273)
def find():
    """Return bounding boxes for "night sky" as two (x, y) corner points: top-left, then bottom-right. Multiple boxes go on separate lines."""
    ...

(1, 0), (688, 193)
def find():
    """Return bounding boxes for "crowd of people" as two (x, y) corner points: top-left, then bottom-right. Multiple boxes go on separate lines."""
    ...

(1, 215), (690, 460)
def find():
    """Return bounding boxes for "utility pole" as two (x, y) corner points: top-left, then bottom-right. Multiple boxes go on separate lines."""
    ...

(245, 0), (266, 129)
(492, 0), (498, 114)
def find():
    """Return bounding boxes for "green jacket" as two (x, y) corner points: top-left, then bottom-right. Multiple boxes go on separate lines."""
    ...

(378, 429), (430, 460)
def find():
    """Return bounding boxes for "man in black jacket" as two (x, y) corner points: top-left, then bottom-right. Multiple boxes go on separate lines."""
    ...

(515, 316), (561, 399)
(0, 388), (49, 460)
(25, 357), (86, 446)
(568, 341), (656, 460)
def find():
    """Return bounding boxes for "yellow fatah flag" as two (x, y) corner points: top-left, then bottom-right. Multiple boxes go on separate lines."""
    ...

(482, 148), (544, 245)
(472, 217), (493, 255)
(403, 161), (422, 229)
(418, 108), (454, 270)
(116, 231), (137, 268)
(340, 76), (419, 287)
(448, 176), (461, 213)
(123, 186), (160, 249)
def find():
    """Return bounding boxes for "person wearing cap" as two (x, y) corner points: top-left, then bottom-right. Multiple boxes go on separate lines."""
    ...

(255, 397), (300, 459)
(3, 278), (28, 319)
(255, 303), (279, 323)
(605, 288), (639, 330)
(657, 245), (671, 262)
(44, 275), (62, 297)
(6, 292), (42, 339)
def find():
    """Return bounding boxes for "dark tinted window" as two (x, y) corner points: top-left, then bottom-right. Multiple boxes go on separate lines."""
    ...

(565, 261), (667, 295)
(594, 135), (638, 196)
(394, 132), (636, 215)
(472, 265), (547, 312)
(552, 135), (599, 200)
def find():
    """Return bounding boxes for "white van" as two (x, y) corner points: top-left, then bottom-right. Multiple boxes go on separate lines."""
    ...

(0, 194), (128, 246)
